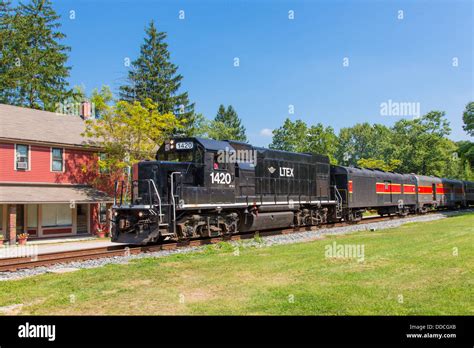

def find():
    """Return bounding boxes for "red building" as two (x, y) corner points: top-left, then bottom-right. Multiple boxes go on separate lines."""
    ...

(0, 104), (113, 244)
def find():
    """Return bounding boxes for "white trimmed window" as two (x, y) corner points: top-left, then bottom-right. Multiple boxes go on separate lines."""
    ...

(27, 204), (38, 228)
(41, 204), (72, 227)
(16, 144), (29, 170)
(51, 148), (64, 172)
(99, 203), (108, 223)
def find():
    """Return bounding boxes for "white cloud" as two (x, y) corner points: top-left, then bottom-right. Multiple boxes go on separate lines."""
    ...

(259, 128), (273, 137)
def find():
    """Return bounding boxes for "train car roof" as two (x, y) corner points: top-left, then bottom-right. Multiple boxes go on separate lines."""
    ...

(181, 137), (330, 163)
(412, 174), (442, 182)
(253, 147), (329, 163)
(333, 165), (412, 179)
(441, 178), (464, 185)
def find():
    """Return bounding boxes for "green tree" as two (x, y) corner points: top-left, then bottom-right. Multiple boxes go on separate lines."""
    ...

(457, 141), (474, 168)
(462, 102), (474, 137)
(0, 0), (71, 110)
(391, 111), (454, 176)
(357, 158), (402, 172)
(119, 21), (194, 132)
(458, 102), (474, 180)
(270, 119), (307, 152)
(184, 112), (207, 137)
(306, 123), (338, 163)
(335, 123), (393, 166)
(0, 0), (15, 103)
(0, 0), (13, 30)
(83, 99), (181, 172)
(205, 120), (241, 141)
(270, 118), (338, 163)
(212, 104), (247, 141)
(89, 86), (114, 118)
(456, 140), (474, 180)
(66, 85), (114, 119)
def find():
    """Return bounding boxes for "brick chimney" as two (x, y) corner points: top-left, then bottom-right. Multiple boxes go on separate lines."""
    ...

(80, 101), (92, 120)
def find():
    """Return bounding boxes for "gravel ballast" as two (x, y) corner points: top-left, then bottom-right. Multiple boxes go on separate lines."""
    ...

(0, 211), (467, 281)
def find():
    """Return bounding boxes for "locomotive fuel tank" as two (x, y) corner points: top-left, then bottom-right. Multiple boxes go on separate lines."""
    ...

(239, 211), (295, 232)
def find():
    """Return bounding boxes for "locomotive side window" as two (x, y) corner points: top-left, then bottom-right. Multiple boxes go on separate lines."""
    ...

(195, 147), (204, 164)
(213, 153), (220, 170)
(212, 151), (232, 171)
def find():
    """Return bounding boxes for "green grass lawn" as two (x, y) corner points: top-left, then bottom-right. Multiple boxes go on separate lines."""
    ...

(1, 213), (473, 315)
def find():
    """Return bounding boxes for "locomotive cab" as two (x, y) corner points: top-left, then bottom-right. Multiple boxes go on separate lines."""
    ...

(161, 138), (240, 206)
(111, 137), (239, 244)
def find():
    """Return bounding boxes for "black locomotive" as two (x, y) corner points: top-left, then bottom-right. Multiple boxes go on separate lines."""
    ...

(111, 137), (474, 244)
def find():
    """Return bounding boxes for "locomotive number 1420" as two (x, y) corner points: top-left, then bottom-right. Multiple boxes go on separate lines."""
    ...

(210, 172), (232, 185)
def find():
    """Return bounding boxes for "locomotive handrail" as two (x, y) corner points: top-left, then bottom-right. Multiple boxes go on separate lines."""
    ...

(113, 181), (118, 206)
(149, 179), (163, 224)
(334, 185), (343, 203)
(170, 172), (181, 234)
(333, 185), (343, 216)
(113, 180), (126, 207)
(124, 179), (129, 205)
(113, 179), (162, 213)
(119, 180), (124, 206)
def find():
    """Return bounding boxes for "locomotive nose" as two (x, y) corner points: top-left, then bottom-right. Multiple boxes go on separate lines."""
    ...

(112, 209), (159, 245)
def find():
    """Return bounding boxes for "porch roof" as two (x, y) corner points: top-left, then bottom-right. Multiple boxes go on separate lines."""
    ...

(0, 184), (113, 204)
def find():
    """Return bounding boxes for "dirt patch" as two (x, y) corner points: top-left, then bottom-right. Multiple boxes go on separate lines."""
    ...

(126, 279), (153, 287)
(160, 261), (184, 268)
(181, 289), (216, 303)
(119, 279), (154, 290)
(0, 303), (23, 315)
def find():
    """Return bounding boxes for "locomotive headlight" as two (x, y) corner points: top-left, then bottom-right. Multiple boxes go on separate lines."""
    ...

(114, 211), (118, 217)
(170, 140), (175, 144)
(138, 211), (144, 218)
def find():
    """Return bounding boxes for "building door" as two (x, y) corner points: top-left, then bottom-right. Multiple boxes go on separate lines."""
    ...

(76, 204), (89, 234)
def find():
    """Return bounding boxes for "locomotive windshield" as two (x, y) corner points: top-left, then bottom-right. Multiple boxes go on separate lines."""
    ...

(156, 140), (204, 163)
(160, 151), (194, 163)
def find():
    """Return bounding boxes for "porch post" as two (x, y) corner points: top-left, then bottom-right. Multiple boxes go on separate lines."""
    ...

(8, 204), (17, 245)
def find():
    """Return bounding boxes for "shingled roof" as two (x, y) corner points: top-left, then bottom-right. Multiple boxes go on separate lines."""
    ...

(0, 104), (98, 148)
(0, 183), (113, 204)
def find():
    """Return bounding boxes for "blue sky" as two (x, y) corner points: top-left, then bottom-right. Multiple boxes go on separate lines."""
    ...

(48, 0), (473, 146)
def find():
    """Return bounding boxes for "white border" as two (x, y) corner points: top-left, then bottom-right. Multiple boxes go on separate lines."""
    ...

(50, 147), (65, 172)
(14, 143), (31, 171)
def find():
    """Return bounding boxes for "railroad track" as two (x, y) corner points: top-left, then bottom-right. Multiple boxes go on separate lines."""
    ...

(0, 213), (428, 272)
